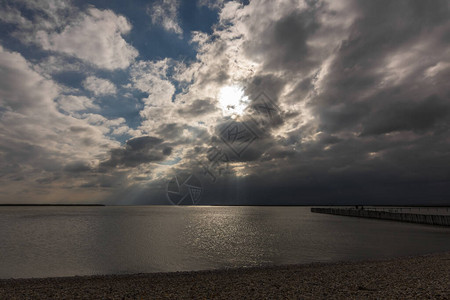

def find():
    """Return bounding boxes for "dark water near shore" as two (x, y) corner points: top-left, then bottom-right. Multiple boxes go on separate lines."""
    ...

(0, 206), (449, 279)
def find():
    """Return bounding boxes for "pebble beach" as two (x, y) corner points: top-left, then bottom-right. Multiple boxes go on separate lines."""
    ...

(1, 252), (449, 299)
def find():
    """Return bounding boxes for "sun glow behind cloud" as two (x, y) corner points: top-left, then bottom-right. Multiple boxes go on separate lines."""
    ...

(217, 85), (249, 118)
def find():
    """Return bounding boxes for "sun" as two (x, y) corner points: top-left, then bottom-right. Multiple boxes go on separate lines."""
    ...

(218, 85), (249, 118)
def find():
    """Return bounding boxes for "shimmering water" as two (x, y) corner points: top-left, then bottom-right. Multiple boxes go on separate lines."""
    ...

(0, 206), (449, 279)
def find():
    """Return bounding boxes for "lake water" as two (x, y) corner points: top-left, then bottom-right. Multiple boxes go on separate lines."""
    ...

(0, 206), (449, 279)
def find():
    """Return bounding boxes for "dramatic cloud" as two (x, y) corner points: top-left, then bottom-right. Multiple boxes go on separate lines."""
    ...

(0, 0), (449, 205)
(101, 136), (172, 168)
(151, 0), (450, 205)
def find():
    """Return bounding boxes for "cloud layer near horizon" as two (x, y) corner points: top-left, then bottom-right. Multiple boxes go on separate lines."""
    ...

(0, 0), (449, 205)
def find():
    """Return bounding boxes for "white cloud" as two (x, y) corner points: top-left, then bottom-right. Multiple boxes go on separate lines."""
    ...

(36, 55), (85, 74)
(57, 95), (100, 113)
(131, 60), (175, 105)
(81, 113), (131, 136)
(130, 60), (177, 132)
(0, 45), (121, 202)
(148, 0), (183, 35)
(197, 0), (225, 10)
(83, 76), (117, 96)
(36, 8), (138, 70)
(0, 47), (58, 113)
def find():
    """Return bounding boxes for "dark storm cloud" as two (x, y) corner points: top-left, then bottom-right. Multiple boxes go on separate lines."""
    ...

(127, 136), (163, 150)
(247, 75), (286, 102)
(64, 161), (92, 173)
(79, 173), (127, 189)
(155, 123), (209, 142)
(317, 102), (369, 133)
(309, 0), (450, 138)
(172, 0), (450, 205)
(314, 2), (449, 99)
(100, 136), (172, 168)
(243, 2), (321, 72)
(35, 174), (61, 184)
(361, 95), (450, 136)
(155, 123), (184, 140)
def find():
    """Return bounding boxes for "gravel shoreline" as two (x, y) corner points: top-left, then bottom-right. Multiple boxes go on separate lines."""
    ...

(1, 252), (449, 299)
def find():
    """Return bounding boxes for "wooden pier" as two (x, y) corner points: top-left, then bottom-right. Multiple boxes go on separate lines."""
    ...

(311, 207), (450, 226)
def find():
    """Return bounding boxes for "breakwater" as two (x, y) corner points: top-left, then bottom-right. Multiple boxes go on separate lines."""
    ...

(311, 208), (450, 226)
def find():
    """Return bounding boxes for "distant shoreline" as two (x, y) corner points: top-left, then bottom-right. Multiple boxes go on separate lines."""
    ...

(1, 252), (448, 299)
(0, 204), (105, 206)
(0, 204), (448, 207)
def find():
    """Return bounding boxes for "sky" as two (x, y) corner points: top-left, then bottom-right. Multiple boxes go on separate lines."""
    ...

(0, 0), (449, 205)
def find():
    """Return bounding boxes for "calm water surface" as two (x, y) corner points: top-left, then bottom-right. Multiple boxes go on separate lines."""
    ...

(0, 206), (449, 279)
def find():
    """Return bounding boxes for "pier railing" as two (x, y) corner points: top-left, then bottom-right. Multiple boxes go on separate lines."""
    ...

(311, 207), (450, 226)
